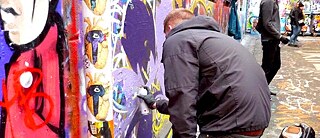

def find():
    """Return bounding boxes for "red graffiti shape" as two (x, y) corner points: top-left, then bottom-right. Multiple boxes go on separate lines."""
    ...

(0, 67), (54, 130)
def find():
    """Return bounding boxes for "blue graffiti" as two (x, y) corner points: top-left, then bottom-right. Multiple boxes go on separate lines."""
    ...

(113, 82), (127, 111)
(88, 85), (106, 116)
(90, 0), (97, 10)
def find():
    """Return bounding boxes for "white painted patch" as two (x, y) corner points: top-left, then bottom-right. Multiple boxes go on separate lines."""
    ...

(302, 53), (320, 59)
(279, 93), (319, 114)
(296, 51), (320, 70)
(274, 75), (284, 79)
(298, 37), (320, 41)
(284, 79), (306, 93)
(313, 64), (320, 70)
(313, 77), (320, 81)
(304, 80), (312, 88)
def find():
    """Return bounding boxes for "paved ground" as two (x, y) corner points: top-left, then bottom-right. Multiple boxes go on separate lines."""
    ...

(241, 34), (320, 137)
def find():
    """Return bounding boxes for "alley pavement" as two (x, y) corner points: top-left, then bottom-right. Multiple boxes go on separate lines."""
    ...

(241, 34), (320, 137)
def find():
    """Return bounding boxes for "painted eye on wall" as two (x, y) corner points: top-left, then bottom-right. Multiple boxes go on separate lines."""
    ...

(94, 87), (101, 92)
(86, 30), (104, 42)
(92, 33), (100, 39)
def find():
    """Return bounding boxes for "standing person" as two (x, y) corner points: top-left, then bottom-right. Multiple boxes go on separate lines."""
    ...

(288, 1), (305, 47)
(0, 0), (68, 137)
(256, 0), (290, 85)
(138, 8), (271, 138)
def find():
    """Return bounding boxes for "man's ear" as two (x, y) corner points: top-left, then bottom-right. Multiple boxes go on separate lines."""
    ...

(165, 24), (174, 36)
(168, 25), (173, 32)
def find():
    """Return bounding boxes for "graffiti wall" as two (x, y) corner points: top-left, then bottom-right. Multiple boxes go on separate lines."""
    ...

(0, 0), (230, 137)
(245, 0), (260, 33)
(0, 0), (73, 137)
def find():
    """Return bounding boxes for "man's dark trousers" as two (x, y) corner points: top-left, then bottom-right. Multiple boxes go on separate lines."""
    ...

(261, 40), (281, 84)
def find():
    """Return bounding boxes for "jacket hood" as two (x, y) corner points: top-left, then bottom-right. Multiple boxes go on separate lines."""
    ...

(298, 1), (304, 7)
(166, 15), (222, 38)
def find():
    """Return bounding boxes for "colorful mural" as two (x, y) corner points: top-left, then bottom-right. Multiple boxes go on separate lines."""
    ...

(0, 0), (230, 137)
(281, 0), (318, 35)
(81, 0), (230, 137)
(0, 0), (70, 137)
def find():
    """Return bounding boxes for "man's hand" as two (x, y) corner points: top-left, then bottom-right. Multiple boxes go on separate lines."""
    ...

(280, 36), (289, 44)
(137, 87), (156, 109)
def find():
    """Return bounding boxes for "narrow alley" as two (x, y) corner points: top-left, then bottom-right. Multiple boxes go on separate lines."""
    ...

(242, 34), (320, 137)
(1, 0), (320, 137)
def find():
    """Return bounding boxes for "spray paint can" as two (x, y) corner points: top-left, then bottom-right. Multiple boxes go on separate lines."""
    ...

(138, 87), (150, 115)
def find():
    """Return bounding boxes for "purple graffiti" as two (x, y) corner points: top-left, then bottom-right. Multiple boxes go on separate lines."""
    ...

(0, 26), (13, 119)
(121, 0), (155, 75)
(86, 30), (105, 64)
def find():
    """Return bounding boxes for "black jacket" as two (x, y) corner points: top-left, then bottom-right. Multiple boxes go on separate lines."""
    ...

(290, 7), (304, 26)
(160, 15), (271, 137)
(256, 0), (281, 41)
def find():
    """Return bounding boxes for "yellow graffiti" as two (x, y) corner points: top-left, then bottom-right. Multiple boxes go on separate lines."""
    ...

(190, 0), (213, 16)
(142, 0), (154, 16)
(152, 82), (161, 92)
(152, 110), (171, 135)
(172, 0), (213, 16)
(141, 67), (149, 81)
(166, 129), (173, 138)
(86, 73), (104, 86)
(173, 0), (184, 8)
(84, 0), (107, 15)
(147, 82), (172, 137)
(95, 122), (104, 129)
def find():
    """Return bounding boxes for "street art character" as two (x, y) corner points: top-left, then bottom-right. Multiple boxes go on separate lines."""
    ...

(86, 73), (112, 121)
(84, 17), (109, 69)
(84, 15), (113, 137)
(0, 0), (68, 137)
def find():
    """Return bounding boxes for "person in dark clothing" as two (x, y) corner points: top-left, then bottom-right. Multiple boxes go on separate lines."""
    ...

(138, 8), (271, 138)
(288, 1), (305, 47)
(256, 0), (290, 86)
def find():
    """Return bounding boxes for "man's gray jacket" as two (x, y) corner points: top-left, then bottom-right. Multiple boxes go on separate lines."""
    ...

(160, 15), (271, 137)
